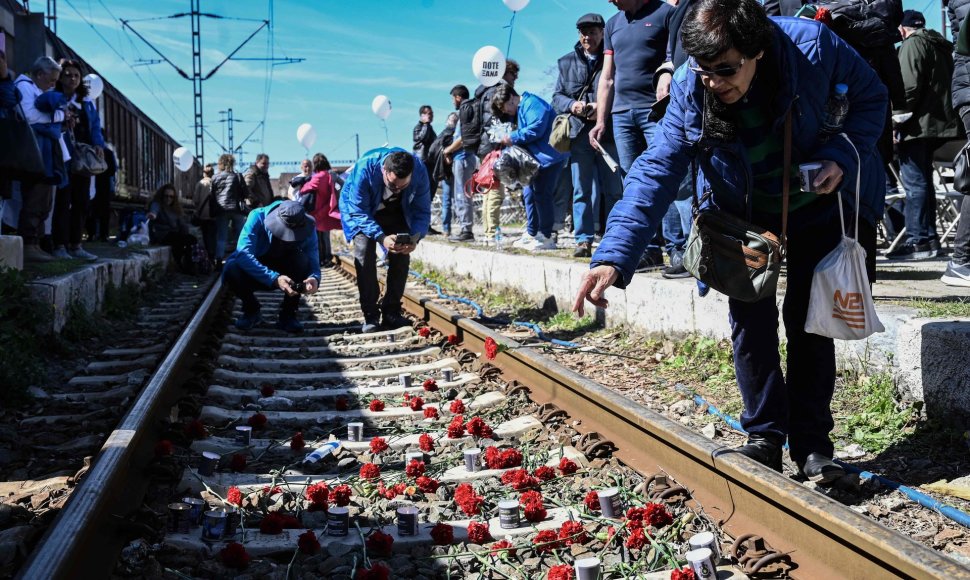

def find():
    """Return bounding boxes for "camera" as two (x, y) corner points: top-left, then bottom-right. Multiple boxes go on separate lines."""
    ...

(292, 280), (308, 294)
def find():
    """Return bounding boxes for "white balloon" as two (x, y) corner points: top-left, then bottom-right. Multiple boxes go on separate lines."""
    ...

(472, 46), (506, 88)
(173, 146), (194, 172)
(296, 123), (317, 149)
(83, 74), (104, 100)
(503, 0), (530, 11)
(371, 95), (392, 120)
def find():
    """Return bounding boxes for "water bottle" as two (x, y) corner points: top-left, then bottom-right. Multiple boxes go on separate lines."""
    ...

(495, 226), (503, 251)
(303, 440), (340, 464)
(820, 83), (849, 141)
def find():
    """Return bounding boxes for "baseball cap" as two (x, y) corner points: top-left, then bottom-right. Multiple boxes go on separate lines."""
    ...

(901, 10), (925, 28)
(265, 201), (315, 242)
(576, 13), (605, 29)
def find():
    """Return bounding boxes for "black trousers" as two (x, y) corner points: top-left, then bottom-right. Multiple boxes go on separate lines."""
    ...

(53, 174), (91, 247)
(352, 210), (410, 323)
(223, 250), (312, 318)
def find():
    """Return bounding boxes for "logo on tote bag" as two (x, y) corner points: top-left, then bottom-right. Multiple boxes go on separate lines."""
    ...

(831, 290), (865, 329)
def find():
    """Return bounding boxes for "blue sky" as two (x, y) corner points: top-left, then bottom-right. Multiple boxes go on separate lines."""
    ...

(55, 0), (947, 174)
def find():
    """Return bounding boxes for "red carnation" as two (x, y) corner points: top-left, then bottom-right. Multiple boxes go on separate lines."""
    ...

(416, 476), (439, 494)
(220, 541), (251, 570)
(422, 378), (438, 391)
(154, 439), (173, 458)
(298, 529), (320, 554)
(356, 563), (390, 580)
(501, 469), (539, 491)
(446, 334), (459, 345)
(369, 399), (385, 412)
(430, 522), (454, 545)
(534, 466), (555, 481)
(369, 436), (389, 454)
(558, 457), (578, 475)
(366, 530), (394, 557)
(547, 564), (574, 580)
(491, 539), (517, 557)
(185, 419), (207, 439)
(418, 327), (431, 338)
(262, 485), (282, 496)
(484, 336), (500, 360)
(260, 385), (275, 397)
(671, 567), (697, 580)
(403, 392), (411, 403)
(226, 486), (243, 506)
(644, 502), (674, 528)
(423, 406), (440, 419)
(247, 413), (267, 429)
(360, 463), (381, 479)
(533, 529), (561, 553)
(329, 484), (352, 507)
(405, 459), (426, 478)
(520, 490), (547, 521)
(558, 520), (590, 545)
(814, 6), (832, 24)
(454, 482), (484, 516)
(419, 433), (435, 452)
(409, 396), (425, 411)
(335, 395), (349, 411)
(626, 527), (650, 550)
(306, 483), (329, 507)
(465, 417), (494, 439)
(584, 490), (599, 511)
(447, 415), (465, 439)
(466, 520), (492, 544)
(290, 432), (305, 451)
(259, 512), (286, 534)
(230, 453), (247, 472)
(449, 399), (466, 414)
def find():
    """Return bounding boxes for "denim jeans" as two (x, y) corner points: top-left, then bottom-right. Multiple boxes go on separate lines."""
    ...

(571, 125), (623, 244)
(223, 249), (312, 318)
(451, 154), (478, 234)
(729, 197), (849, 463)
(553, 159), (572, 231)
(954, 197), (970, 265)
(215, 211), (248, 261)
(612, 108), (683, 255)
(523, 161), (566, 238)
(897, 138), (941, 245)
(439, 178), (454, 235)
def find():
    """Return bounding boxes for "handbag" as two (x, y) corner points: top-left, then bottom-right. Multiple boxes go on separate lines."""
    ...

(549, 73), (598, 153)
(0, 103), (45, 181)
(682, 112), (792, 303)
(953, 140), (970, 195)
(70, 134), (108, 176)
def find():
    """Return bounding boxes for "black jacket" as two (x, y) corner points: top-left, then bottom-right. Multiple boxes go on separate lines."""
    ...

(212, 170), (250, 213)
(426, 126), (455, 184)
(552, 43), (603, 117)
(412, 122), (436, 163)
(951, 0), (970, 132)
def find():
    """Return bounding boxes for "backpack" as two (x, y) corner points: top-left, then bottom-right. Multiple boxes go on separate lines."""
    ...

(812, 0), (903, 49)
(459, 97), (483, 151)
(427, 128), (455, 184)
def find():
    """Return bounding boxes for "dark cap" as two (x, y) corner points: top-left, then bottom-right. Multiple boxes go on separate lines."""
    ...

(901, 10), (925, 28)
(576, 13), (605, 29)
(265, 201), (315, 242)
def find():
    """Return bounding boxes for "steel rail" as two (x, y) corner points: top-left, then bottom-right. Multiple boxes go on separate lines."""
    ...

(17, 279), (224, 580)
(386, 266), (967, 580)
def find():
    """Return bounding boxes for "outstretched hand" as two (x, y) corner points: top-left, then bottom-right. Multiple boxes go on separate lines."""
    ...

(572, 265), (619, 317)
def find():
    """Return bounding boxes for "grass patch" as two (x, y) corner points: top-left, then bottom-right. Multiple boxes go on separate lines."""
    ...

(23, 258), (88, 280)
(833, 370), (917, 453)
(0, 267), (52, 404)
(653, 336), (743, 416)
(59, 294), (104, 343)
(103, 281), (142, 320)
(905, 298), (970, 318)
(544, 312), (596, 333)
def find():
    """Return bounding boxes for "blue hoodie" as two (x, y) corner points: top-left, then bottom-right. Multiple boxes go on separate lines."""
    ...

(593, 17), (888, 287)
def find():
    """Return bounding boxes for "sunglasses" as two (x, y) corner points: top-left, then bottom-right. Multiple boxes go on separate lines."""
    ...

(689, 56), (746, 78)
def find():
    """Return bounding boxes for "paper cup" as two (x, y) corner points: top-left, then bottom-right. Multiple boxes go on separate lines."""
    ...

(396, 506), (419, 536)
(498, 500), (520, 529)
(575, 557), (601, 580)
(464, 448), (481, 472)
(442, 368), (454, 382)
(399, 373), (412, 388)
(689, 531), (720, 561)
(799, 162), (823, 193)
(202, 510), (227, 540)
(168, 502), (191, 533)
(347, 422), (364, 442)
(182, 497), (206, 525)
(327, 506), (349, 536)
(597, 487), (623, 518)
(198, 451), (220, 477)
(235, 426), (252, 445)
(686, 547), (718, 580)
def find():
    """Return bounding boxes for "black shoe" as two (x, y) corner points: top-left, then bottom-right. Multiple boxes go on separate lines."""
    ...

(573, 242), (592, 258)
(361, 318), (380, 334)
(381, 312), (412, 329)
(449, 231), (475, 242)
(733, 433), (783, 472)
(797, 452), (844, 484)
(662, 251), (692, 279)
(635, 251), (665, 272)
(886, 241), (940, 261)
(427, 226), (442, 236)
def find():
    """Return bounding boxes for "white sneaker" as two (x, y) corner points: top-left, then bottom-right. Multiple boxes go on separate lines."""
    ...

(69, 247), (98, 261)
(533, 233), (557, 251)
(513, 234), (538, 249)
(51, 247), (73, 260)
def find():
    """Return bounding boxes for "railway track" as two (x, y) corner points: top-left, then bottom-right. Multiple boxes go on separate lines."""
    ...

(12, 259), (969, 579)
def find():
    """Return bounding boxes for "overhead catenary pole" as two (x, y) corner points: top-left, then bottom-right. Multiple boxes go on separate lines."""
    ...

(46, 0), (57, 33)
(355, 133), (360, 159)
(191, 0), (203, 161)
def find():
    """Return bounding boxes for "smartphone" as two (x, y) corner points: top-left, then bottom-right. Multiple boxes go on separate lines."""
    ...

(395, 233), (412, 245)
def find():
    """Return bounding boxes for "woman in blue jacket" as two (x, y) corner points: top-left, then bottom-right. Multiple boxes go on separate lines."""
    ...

(574, 0), (888, 484)
(493, 85), (567, 251)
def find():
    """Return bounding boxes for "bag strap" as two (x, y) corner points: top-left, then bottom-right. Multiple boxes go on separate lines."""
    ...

(781, 110), (792, 252)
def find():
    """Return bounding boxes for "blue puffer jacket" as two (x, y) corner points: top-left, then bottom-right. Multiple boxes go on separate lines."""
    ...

(510, 92), (567, 168)
(222, 200), (321, 288)
(339, 147), (431, 242)
(593, 17), (888, 287)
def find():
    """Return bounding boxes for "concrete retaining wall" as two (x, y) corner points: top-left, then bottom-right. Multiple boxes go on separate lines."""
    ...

(28, 247), (171, 333)
(413, 241), (970, 421)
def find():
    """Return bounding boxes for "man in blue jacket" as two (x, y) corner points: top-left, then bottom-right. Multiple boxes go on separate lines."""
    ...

(575, 0), (887, 484)
(339, 148), (431, 333)
(222, 200), (320, 333)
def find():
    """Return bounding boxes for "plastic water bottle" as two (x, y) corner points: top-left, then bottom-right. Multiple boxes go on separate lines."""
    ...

(820, 83), (849, 141)
(495, 226), (503, 251)
(303, 440), (340, 464)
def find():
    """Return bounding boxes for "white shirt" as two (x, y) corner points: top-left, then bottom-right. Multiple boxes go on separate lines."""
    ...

(13, 74), (65, 125)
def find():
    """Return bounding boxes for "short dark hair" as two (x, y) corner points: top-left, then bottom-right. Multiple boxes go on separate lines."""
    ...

(450, 84), (470, 100)
(383, 151), (414, 178)
(505, 59), (520, 77)
(419, 105), (433, 115)
(681, 0), (774, 61)
(202, 163), (214, 178)
(491, 83), (518, 117)
(312, 153), (331, 173)
(255, 153), (269, 163)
